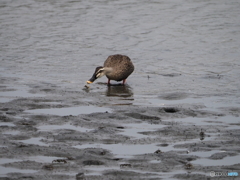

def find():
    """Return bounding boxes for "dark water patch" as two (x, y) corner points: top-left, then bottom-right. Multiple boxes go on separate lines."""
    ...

(112, 103), (133, 105)
(0, 88), (16, 92)
(41, 89), (54, 93)
(0, 108), (10, 111)
(76, 172), (85, 180)
(0, 85), (7, 89)
(157, 143), (169, 147)
(163, 107), (179, 113)
(112, 158), (122, 161)
(83, 160), (104, 166)
(120, 163), (132, 168)
(116, 126), (124, 129)
(0, 115), (11, 122)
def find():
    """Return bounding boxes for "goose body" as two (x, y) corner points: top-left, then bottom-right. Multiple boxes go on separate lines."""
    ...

(87, 54), (134, 85)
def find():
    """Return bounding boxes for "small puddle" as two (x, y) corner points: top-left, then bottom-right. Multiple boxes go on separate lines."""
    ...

(75, 137), (210, 159)
(0, 122), (15, 127)
(188, 150), (223, 158)
(0, 166), (37, 176)
(75, 143), (168, 159)
(192, 154), (240, 166)
(27, 155), (64, 163)
(25, 106), (111, 116)
(38, 123), (93, 132)
(17, 137), (48, 146)
(118, 123), (166, 139)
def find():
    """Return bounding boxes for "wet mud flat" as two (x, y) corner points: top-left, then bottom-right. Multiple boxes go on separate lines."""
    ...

(0, 78), (240, 180)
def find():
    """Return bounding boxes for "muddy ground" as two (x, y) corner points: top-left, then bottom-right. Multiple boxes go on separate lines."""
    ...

(1, 0), (240, 179)
(0, 76), (240, 180)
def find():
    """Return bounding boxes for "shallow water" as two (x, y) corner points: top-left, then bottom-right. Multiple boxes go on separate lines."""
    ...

(37, 123), (93, 132)
(25, 105), (111, 116)
(0, 122), (15, 127)
(192, 154), (240, 166)
(17, 137), (49, 146)
(74, 137), (204, 159)
(0, 166), (37, 177)
(75, 143), (161, 159)
(0, 89), (45, 98)
(117, 122), (166, 139)
(1, 0), (240, 98)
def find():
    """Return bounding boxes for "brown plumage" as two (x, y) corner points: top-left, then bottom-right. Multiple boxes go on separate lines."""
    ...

(104, 54), (134, 82)
(87, 54), (134, 85)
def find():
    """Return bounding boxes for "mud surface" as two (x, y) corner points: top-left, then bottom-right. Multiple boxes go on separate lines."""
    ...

(1, 0), (240, 179)
(1, 76), (240, 180)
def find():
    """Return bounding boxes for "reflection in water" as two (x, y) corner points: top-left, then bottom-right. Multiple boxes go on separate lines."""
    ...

(105, 84), (133, 98)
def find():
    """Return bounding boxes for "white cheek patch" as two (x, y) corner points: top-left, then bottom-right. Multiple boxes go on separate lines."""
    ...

(96, 73), (101, 78)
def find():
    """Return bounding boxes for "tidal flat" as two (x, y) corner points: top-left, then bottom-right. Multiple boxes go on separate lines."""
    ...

(1, 0), (240, 179)
(0, 77), (240, 180)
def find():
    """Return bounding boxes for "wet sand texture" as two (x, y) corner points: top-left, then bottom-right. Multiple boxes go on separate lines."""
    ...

(1, 0), (240, 179)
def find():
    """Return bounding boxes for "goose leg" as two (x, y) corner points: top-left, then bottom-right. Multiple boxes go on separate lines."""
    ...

(107, 79), (111, 85)
(122, 79), (126, 85)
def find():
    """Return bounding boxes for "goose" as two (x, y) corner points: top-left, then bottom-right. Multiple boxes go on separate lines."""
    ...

(87, 54), (134, 85)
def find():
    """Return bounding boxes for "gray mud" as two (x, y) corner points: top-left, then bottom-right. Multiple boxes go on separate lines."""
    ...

(1, 78), (240, 180)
